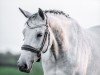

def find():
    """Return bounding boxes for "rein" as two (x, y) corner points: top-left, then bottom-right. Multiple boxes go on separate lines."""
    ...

(21, 17), (50, 62)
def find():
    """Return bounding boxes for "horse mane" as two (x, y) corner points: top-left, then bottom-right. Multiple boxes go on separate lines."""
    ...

(44, 10), (71, 57)
(44, 10), (69, 18)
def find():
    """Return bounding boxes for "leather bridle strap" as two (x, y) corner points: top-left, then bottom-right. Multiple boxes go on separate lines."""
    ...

(39, 25), (49, 53)
(21, 45), (40, 53)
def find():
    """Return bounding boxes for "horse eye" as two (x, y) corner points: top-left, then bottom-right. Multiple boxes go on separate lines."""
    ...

(37, 33), (42, 38)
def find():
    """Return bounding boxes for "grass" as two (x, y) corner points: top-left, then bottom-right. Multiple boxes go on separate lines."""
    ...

(0, 67), (27, 75)
(0, 62), (43, 75)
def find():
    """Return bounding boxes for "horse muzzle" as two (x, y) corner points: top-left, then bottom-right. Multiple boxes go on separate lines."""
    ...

(17, 60), (33, 73)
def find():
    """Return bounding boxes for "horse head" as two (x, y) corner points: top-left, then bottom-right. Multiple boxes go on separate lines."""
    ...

(17, 8), (51, 73)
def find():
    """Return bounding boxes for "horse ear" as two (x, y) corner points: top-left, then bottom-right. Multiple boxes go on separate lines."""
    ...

(19, 8), (32, 18)
(38, 8), (45, 20)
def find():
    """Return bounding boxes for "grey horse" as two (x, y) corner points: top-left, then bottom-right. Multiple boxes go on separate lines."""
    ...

(17, 8), (100, 75)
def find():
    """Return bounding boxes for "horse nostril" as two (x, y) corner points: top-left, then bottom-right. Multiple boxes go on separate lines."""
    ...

(24, 64), (27, 69)
(17, 63), (28, 70)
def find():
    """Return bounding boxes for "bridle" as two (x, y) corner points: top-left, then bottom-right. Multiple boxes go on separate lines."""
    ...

(21, 16), (50, 62)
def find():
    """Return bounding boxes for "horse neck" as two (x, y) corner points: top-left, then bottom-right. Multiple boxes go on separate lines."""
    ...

(47, 14), (91, 54)
(47, 14), (70, 57)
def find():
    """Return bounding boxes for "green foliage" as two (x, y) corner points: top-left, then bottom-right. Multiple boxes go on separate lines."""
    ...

(0, 52), (19, 64)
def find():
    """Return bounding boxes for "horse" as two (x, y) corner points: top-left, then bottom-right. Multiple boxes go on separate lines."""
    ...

(17, 8), (100, 75)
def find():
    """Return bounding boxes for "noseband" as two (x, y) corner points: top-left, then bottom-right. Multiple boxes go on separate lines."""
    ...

(21, 17), (50, 62)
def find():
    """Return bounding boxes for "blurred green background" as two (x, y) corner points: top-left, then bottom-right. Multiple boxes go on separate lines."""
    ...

(0, 52), (43, 75)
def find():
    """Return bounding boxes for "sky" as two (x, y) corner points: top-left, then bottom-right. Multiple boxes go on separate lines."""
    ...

(0, 0), (100, 54)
